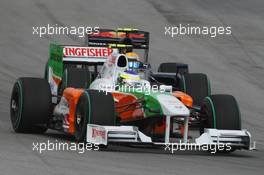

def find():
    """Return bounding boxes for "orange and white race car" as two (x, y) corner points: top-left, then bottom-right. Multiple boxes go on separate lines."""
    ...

(10, 28), (254, 152)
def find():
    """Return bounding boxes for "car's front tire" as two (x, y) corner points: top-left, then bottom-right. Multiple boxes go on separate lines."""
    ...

(201, 94), (241, 130)
(201, 94), (241, 153)
(74, 90), (116, 142)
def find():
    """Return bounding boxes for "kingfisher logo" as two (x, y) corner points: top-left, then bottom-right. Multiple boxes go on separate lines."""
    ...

(63, 47), (112, 57)
(92, 128), (106, 139)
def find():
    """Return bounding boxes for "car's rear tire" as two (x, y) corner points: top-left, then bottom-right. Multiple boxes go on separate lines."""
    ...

(201, 94), (241, 153)
(10, 78), (52, 133)
(179, 73), (211, 106)
(74, 90), (116, 142)
(156, 63), (189, 87)
(158, 62), (189, 74)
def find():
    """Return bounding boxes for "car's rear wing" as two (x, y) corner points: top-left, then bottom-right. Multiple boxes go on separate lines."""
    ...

(86, 28), (149, 50)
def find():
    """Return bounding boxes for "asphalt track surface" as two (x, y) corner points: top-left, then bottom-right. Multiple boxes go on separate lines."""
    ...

(0, 0), (264, 175)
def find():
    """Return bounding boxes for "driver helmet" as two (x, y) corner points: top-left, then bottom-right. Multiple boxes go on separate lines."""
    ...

(126, 52), (139, 60)
(126, 53), (145, 74)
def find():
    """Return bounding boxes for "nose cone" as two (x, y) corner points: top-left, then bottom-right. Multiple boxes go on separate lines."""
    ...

(157, 94), (190, 116)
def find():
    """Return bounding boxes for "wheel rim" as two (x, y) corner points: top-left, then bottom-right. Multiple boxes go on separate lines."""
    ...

(74, 99), (86, 140)
(10, 83), (22, 129)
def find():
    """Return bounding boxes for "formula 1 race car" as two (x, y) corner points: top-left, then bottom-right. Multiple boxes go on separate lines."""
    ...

(10, 28), (254, 152)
